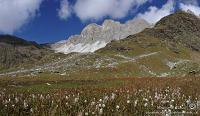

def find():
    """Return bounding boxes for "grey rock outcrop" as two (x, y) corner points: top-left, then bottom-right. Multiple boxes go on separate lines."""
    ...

(51, 18), (150, 54)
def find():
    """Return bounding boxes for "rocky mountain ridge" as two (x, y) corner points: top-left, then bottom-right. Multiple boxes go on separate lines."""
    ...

(1, 11), (200, 78)
(51, 19), (150, 54)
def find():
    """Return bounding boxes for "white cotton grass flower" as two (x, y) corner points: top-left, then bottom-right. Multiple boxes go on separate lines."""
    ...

(134, 100), (138, 106)
(99, 108), (103, 115)
(170, 104), (174, 109)
(15, 97), (19, 103)
(30, 108), (34, 113)
(40, 94), (44, 99)
(74, 97), (79, 103)
(186, 99), (191, 104)
(102, 104), (106, 108)
(116, 105), (120, 110)
(143, 98), (148, 102)
(23, 100), (28, 108)
(151, 101), (154, 106)
(46, 94), (50, 99)
(51, 100), (54, 105)
(84, 100), (87, 103)
(99, 99), (102, 102)
(104, 96), (109, 101)
(165, 109), (172, 116)
(85, 112), (89, 116)
(111, 93), (116, 100)
(127, 100), (130, 104)
(144, 103), (148, 107)
(91, 101), (95, 106)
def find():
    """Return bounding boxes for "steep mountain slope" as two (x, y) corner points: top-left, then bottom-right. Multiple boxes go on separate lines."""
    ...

(51, 19), (150, 54)
(51, 11), (200, 78)
(153, 11), (200, 51)
(0, 35), (64, 71)
(98, 11), (200, 54)
(1, 11), (200, 78)
(96, 11), (200, 77)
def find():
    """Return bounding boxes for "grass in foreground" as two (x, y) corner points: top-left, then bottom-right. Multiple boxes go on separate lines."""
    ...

(0, 77), (200, 115)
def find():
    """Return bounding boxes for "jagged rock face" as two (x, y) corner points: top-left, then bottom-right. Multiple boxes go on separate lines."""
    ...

(1, 11), (200, 78)
(51, 19), (150, 54)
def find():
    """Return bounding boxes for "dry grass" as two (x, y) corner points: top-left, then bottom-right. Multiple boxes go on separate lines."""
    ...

(0, 76), (199, 115)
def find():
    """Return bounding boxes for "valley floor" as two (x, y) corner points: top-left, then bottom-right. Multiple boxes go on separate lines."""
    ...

(0, 76), (200, 115)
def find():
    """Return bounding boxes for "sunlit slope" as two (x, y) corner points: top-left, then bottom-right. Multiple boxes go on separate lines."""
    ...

(1, 11), (200, 78)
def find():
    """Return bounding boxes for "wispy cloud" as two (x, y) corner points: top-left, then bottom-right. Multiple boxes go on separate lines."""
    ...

(73, 0), (148, 21)
(179, 0), (199, 6)
(135, 0), (200, 24)
(179, 0), (200, 16)
(135, 0), (175, 24)
(58, 0), (200, 24)
(58, 0), (72, 20)
(0, 0), (43, 34)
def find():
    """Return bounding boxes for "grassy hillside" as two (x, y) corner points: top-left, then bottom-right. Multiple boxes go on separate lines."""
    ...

(0, 11), (200, 116)
(1, 11), (200, 79)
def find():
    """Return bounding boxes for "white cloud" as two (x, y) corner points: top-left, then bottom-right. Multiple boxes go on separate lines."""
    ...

(74, 0), (148, 21)
(0, 0), (43, 34)
(179, 0), (199, 6)
(58, 0), (71, 20)
(180, 3), (200, 16)
(135, 0), (175, 24)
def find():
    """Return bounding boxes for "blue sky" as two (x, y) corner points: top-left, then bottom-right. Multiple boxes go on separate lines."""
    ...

(0, 0), (200, 43)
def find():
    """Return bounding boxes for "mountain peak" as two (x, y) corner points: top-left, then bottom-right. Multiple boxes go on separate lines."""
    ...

(151, 11), (200, 51)
(52, 18), (150, 54)
(82, 23), (100, 32)
(102, 19), (120, 26)
(126, 18), (148, 24)
(155, 11), (200, 28)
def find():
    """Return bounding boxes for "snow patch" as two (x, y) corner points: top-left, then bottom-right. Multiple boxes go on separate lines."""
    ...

(54, 41), (107, 54)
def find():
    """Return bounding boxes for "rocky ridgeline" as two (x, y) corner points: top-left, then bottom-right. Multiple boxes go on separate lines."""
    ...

(1, 11), (200, 78)
(51, 19), (150, 54)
